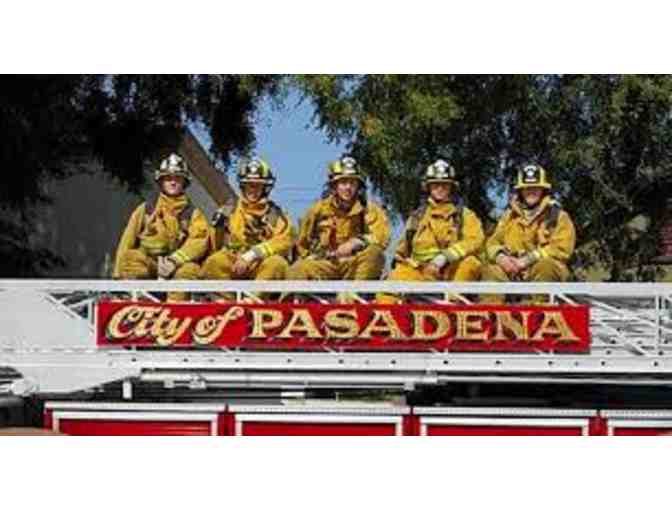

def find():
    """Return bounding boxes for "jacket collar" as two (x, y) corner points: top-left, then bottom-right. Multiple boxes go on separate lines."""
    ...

(240, 197), (270, 217)
(156, 192), (190, 215)
(510, 195), (552, 225)
(328, 195), (365, 217)
(426, 198), (457, 218)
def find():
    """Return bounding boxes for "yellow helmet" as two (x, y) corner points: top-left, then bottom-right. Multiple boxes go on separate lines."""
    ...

(515, 164), (552, 190)
(328, 156), (365, 184)
(154, 153), (191, 185)
(238, 158), (275, 184)
(237, 158), (276, 196)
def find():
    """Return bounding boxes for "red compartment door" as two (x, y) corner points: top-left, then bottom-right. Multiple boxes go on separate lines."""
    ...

(52, 411), (219, 436)
(607, 419), (672, 436)
(235, 413), (404, 436)
(419, 417), (590, 436)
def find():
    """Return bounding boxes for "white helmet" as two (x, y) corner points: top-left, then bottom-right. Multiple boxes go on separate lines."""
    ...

(422, 159), (458, 190)
(154, 153), (191, 186)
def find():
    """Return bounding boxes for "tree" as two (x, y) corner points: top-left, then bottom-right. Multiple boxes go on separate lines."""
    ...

(295, 74), (672, 280)
(294, 75), (528, 220)
(0, 74), (284, 276)
(3, 74), (672, 280)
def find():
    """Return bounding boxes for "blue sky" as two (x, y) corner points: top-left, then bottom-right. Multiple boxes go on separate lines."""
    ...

(192, 90), (511, 227)
(191, 92), (405, 264)
(190, 90), (514, 264)
(193, 91), (348, 226)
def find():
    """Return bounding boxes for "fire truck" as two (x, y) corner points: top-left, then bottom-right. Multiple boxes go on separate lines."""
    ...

(2, 278), (672, 436)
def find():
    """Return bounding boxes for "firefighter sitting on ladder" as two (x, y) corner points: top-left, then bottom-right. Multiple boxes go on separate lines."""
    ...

(288, 156), (391, 284)
(200, 158), (295, 300)
(377, 159), (485, 304)
(481, 163), (576, 304)
(112, 153), (210, 302)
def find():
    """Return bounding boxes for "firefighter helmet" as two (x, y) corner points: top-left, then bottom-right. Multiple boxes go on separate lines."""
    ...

(422, 159), (458, 189)
(514, 163), (552, 190)
(154, 153), (191, 185)
(237, 158), (276, 194)
(328, 156), (365, 184)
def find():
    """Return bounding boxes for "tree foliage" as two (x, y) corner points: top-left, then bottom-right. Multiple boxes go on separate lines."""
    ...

(295, 74), (672, 280)
(0, 74), (283, 276)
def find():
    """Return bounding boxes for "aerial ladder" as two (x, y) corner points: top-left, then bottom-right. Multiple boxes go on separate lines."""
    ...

(2, 279), (672, 435)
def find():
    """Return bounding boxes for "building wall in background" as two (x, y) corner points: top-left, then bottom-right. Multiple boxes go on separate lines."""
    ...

(32, 130), (235, 278)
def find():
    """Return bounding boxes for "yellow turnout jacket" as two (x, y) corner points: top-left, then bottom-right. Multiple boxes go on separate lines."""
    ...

(486, 195), (576, 264)
(113, 193), (209, 277)
(394, 198), (485, 267)
(295, 195), (391, 259)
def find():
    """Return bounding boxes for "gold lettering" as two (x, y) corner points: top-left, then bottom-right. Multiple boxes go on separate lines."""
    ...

(148, 308), (172, 340)
(359, 310), (406, 340)
(105, 305), (144, 340)
(532, 311), (581, 342)
(492, 311), (531, 342)
(149, 309), (192, 346)
(250, 309), (284, 338)
(324, 309), (360, 339)
(410, 310), (451, 341)
(277, 309), (323, 339)
(193, 306), (245, 345)
(193, 316), (219, 345)
(133, 307), (163, 337)
(455, 311), (489, 341)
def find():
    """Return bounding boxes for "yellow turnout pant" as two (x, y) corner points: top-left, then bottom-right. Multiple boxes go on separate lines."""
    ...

(376, 255), (482, 304)
(287, 245), (385, 303)
(480, 257), (570, 304)
(115, 249), (200, 302)
(200, 249), (289, 301)
(288, 245), (385, 281)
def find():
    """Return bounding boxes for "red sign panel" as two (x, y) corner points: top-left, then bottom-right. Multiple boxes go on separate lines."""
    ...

(96, 301), (590, 353)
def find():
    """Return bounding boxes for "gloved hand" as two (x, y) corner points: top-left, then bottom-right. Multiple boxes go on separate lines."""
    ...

(157, 256), (178, 279)
(232, 250), (257, 277)
(496, 253), (521, 276)
(332, 238), (366, 259)
(422, 253), (448, 279)
(514, 253), (538, 272)
(422, 262), (442, 279)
